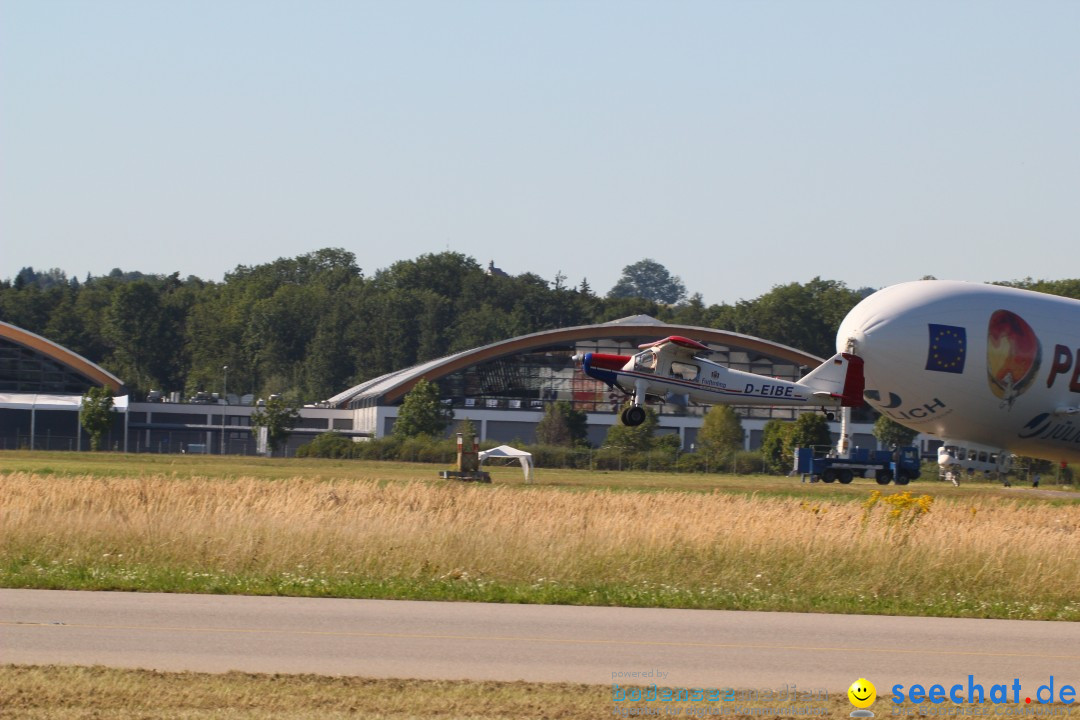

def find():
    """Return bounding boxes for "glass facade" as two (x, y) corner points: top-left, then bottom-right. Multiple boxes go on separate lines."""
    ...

(427, 337), (808, 420)
(0, 337), (98, 394)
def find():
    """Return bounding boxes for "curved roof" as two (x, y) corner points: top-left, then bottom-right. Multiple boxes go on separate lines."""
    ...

(0, 321), (125, 393)
(328, 317), (823, 408)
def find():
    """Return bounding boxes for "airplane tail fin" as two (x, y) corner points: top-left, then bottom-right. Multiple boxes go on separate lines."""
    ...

(797, 353), (865, 407)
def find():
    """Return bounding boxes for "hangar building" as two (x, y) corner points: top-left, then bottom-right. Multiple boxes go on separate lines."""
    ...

(325, 315), (879, 451)
(0, 316), (880, 454)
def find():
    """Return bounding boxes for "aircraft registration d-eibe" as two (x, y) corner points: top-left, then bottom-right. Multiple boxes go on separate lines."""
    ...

(838, 280), (1080, 465)
(576, 336), (864, 427)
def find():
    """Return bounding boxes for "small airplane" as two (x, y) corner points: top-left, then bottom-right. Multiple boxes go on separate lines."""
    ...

(838, 279), (1080, 465)
(576, 335), (865, 426)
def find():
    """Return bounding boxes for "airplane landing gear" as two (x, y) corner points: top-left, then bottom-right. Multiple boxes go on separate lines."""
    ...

(620, 380), (650, 427)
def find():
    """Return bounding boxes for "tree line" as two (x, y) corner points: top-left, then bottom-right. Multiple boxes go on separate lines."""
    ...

(3, 251), (1077, 404)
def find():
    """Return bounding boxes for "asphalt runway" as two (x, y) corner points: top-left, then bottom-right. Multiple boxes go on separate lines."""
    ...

(3, 589), (1079, 694)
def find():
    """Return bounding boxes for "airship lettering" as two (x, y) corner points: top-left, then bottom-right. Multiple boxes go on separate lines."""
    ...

(1019, 414), (1080, 445)
(886, 397), (947, 422)
(1046, 345), (1080, 393)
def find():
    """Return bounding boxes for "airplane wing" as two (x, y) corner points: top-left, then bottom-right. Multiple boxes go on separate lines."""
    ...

(637, 336), (711, 353)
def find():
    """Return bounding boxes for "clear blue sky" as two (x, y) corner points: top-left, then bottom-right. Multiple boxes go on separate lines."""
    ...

(2, 1), (1077, 304)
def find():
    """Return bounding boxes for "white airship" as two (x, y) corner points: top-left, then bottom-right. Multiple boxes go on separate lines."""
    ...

(838, 280), (1080, 465)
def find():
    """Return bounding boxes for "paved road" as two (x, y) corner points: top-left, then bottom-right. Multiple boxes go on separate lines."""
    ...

(2, 589), (1078, 693)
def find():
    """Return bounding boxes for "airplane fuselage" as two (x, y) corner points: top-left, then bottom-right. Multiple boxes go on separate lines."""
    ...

(584, 351), (818, 407)
(580, 337), (861, 426)
(838, 280), (1080, 464)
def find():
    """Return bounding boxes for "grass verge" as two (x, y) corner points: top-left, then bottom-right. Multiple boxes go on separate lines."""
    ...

(0, 664), (609, 720)
(5, 665), (1076, 719)
(3, 465), (1079, 619)
(3, 450), (1076, 500)
(0, 664), (876, 719)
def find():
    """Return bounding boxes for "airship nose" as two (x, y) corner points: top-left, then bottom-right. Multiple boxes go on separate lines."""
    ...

(836, 292), (893, 357)
(837, 280), (974, 376)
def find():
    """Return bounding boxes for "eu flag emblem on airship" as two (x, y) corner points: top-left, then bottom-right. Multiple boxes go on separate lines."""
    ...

(926, 324), (966, 373)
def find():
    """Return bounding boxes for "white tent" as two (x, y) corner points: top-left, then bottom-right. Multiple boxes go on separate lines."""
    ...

(478, 445), (534, 483)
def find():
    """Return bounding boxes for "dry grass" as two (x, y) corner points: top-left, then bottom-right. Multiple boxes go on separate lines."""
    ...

(2, 472), (1079, 618)
(0, 664), (611, 719)
(7, 665), (1077, 720)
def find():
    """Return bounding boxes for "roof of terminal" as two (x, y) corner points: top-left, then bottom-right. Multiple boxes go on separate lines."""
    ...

(326, 316), (822, 409)
(0, 320), (125, 393)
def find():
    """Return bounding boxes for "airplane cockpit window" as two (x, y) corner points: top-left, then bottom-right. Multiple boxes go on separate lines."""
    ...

(634, 351), (657, 373)
(670, 361), (699, 381)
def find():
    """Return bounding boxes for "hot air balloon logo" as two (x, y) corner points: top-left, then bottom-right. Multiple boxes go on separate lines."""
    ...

(987, 310), (1041, 409)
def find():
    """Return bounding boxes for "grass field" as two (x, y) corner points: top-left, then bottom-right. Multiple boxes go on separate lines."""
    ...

(2, 448), (1074, 498)
(2, 451), (1079, 620)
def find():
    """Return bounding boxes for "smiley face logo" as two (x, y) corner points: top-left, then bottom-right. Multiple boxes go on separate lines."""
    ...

(848, 678), (876, 709)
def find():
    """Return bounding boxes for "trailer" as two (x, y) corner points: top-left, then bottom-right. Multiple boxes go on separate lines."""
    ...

(794, 446), (921, 485)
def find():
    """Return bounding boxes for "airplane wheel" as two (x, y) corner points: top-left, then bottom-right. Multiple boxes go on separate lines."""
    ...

(821, 469), (837, 483)
(838, 470), (854, 484)
(623, 406), (646, 427)
(875, 470), (892, 485)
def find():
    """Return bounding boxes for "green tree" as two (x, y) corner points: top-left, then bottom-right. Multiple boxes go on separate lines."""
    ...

(669, 292), (707, 327)
(250, 396), (301, 454)
(394, 378), (453, 438)
(732, 278), (862, 358)
(374, 251), (479, 302)
(457, 417), (478, 445)
(296, 431), (356, 458)
(80, 386), (115, 451)
(535, 401), (589, 447)
(789, 413), (834, 455)
(697, 406), (745, 467)
(872, 414), (919, 448)
(603, 405), (659, 452)
(759, 419), (793, 473)
(103, 281), (170, 391)
(607, 259), (687, 304)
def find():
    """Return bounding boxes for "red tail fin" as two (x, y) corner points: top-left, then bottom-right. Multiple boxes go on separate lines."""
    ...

(840, 353), (865, 407)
